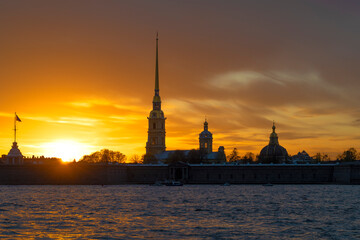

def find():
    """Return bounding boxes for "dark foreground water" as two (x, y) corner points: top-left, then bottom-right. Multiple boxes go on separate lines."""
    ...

(0, 185), (359, 239)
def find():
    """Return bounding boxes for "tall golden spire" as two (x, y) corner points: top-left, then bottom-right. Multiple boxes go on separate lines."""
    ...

(152, 32), (161, 110)
(146, 33), (166, 156)
(155, 32), (159, 96)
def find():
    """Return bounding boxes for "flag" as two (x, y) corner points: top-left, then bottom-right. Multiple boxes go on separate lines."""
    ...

(15, 114), (21, 122)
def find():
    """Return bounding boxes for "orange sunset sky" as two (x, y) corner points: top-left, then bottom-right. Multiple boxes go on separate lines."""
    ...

(0, 0), (359, 161)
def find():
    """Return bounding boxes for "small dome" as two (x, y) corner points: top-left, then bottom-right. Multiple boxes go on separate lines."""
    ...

(199, 130), (212, 138)
(149, 109), (164, 118)
(8, 142), (23, 157)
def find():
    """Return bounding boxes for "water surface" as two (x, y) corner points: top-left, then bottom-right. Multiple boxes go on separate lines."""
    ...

(0, 185), (359, 239)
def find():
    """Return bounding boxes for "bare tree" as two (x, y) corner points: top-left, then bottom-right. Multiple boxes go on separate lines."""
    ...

(227, 148), (240, 162)
(337, 148), (358, 162)
(79, 149), (126, 164)
(129, 154), (142, 164)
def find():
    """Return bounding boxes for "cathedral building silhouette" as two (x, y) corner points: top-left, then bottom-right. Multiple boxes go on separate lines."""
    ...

(145, 35), (225, 163)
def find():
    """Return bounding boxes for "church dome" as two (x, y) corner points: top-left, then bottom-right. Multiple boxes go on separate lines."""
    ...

(260, 144), (288, 159)
(199, 120), (212, 139)
(199, 130), (212, 138)
(259, 122), (288, 163)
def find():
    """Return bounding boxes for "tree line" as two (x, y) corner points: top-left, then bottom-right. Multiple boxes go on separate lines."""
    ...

(77, 147), (360, 164)
(220, 147), (360, 163)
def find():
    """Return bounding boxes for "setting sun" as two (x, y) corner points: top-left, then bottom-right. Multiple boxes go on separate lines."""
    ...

(41, 140), (92, 162)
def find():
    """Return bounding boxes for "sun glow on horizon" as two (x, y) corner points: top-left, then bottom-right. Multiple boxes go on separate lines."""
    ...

(41, 140), (93, 162)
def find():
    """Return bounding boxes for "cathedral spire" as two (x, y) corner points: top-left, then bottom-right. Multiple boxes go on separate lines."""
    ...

(152, 33), (161, 111)
(146, 33), (166, 156)
(155, 32), (159, 96)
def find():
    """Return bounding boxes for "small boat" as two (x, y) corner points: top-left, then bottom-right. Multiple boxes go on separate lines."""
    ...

(164, 180), (183, 186)
(262, 183), (273, 186)
(223, 182), (230, 186)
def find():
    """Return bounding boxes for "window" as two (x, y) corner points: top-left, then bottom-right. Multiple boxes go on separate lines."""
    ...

(153, 123), (156, 129)
(205, 143), (208, 148)
(161, 123), (164, 129)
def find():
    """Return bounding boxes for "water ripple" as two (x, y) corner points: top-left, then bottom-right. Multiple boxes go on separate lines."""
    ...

(0, 185), (359, 239)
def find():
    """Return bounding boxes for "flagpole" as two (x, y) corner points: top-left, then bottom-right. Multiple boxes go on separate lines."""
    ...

(14, 112), (16, 143)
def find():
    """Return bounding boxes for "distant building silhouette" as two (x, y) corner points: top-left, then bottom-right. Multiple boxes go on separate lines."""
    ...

(146, 34), (166, 155)
(155, 120), (226, 163)
(199, 119), (212, 154)
(259, 122), (288, 163)
(6, 142), (23, 165)
(0, 155), (61, 165)
(291, 150), (314, 164)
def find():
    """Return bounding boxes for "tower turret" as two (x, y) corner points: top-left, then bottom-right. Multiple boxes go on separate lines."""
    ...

(199, 118), (213, 154)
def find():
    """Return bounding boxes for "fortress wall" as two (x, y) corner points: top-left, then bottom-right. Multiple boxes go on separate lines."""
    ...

(0, 163), (359, 184)
(188, 165), (334, 184)
(0, 165), (127, 185)
(333, 165), (352, 184)
(332, 163), (360, 184)
(350, 165), (360, 184)
(126, 165), (168, 183)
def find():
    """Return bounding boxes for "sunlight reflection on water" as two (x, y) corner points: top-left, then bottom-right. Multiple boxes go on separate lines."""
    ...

(0, 185), (359, 239)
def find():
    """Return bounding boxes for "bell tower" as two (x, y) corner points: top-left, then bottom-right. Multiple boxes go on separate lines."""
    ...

(199, 119), (213, 154)
(146, 34), (166, 155)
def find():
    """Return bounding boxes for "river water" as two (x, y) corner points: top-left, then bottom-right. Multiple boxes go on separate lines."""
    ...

(0, 185), (359, 239)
